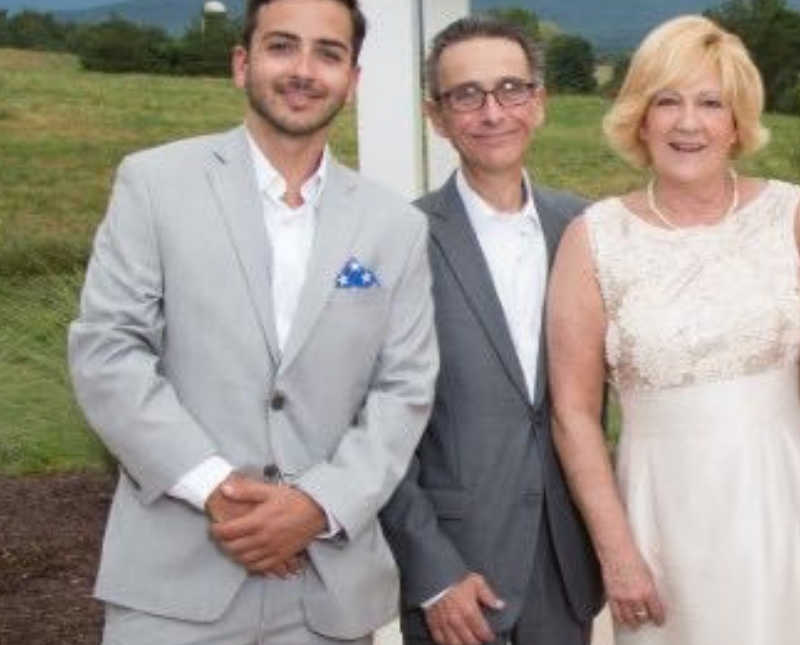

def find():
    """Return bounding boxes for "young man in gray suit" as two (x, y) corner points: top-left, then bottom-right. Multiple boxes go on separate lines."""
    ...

(381, 17), (603, 645)
(68, 0), (438, 643)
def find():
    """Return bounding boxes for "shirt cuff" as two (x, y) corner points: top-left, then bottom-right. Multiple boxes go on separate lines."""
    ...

(168, 456), (234, 510)
(317, 510), (342, 539)
(422, 586), (452, 609)
(292, 481), (343, 540)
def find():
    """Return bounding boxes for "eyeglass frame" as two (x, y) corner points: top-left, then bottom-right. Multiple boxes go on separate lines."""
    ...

(432, 77), (540, 113)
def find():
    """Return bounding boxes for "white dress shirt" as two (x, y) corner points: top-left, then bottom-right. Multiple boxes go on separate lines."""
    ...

(457, 168), (547, 400)
(169, 128), (330, 517)
(422, 169), (547, 609)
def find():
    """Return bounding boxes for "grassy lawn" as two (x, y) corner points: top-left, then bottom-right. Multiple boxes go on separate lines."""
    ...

(0, 272), (109, 474)
(1, 48), (798, 475)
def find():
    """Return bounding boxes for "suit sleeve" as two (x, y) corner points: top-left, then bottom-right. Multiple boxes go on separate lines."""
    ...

(68, 157), (218, 505)
(380, 456), (470, 608)
(294, 215), (439, 542)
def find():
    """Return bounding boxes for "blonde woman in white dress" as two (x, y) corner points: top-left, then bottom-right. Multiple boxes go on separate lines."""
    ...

(547, 15), (800, 645)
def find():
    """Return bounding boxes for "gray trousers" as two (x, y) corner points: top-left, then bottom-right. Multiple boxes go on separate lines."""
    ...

(102, 570), (372, 645)
(406, 517), (591, 645)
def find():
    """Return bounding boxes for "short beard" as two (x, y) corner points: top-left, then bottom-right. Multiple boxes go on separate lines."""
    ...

(247, 76), (346, 138)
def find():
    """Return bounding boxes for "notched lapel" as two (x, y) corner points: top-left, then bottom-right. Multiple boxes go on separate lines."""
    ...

(427, 176), (529, 402)
(278, 162), (363, 373)
(206, 127), (281, 365)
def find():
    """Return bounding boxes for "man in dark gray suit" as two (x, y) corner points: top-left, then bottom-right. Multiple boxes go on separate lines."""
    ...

(381, 16), (603, 645)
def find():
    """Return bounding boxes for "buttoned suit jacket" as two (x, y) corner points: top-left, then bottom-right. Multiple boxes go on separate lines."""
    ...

(380, 173), (603, 637)
(68, 126), (438, 639)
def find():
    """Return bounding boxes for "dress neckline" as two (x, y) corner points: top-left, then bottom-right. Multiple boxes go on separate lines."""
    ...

(614, 179), (774, 238)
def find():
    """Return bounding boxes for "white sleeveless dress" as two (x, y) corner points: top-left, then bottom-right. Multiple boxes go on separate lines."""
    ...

(585, 180), (800, 645)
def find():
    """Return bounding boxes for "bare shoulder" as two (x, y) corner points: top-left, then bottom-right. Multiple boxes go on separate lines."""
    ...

(556, 214), (595, 272)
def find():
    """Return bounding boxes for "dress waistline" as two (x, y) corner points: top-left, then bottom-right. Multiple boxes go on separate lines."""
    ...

(618, 365), (800, 438)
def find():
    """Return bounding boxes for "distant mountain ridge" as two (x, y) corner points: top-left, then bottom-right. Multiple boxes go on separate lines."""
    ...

(1, 0), (110, 11)
(4, 0), (800, 53)
(474, 0), (800, 52)
(50, 0), (246, 35)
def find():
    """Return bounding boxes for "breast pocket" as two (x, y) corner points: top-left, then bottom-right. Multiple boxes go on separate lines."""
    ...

(326, 286), (387, 308)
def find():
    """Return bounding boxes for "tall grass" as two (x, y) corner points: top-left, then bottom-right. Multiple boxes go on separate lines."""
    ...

(0, 48), (355, 277)
(0, 273), (109, 474)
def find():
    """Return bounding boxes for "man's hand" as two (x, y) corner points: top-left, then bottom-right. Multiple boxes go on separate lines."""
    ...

(205, 472), (258, 523)
(424, 573), (505, 645)
(210, 477), (326, 577)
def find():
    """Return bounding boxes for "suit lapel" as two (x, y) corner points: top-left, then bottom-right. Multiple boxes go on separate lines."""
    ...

(206, 126), (281, 365)
(531, 185), (561, 408)
(279, 161), (362, 373)
(535, 186), (562, 273)
(428, 175), (529, 402)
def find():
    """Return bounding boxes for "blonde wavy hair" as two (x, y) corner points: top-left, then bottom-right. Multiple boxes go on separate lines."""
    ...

(603, 15), (769, 169)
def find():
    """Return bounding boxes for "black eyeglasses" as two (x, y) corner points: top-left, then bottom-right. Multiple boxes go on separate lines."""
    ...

(435, 78), (538, 113)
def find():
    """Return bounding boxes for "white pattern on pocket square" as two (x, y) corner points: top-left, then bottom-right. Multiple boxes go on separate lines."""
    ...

(335, 257), (379, 288)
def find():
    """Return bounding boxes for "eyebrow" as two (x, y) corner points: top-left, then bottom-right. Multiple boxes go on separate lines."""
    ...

(263, 30), (350, 53)
(449, 76), (531, 90)
(316, 38), (350, 53)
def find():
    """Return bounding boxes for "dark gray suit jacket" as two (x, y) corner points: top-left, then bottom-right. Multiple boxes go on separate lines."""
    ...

(380, 173), (603, 637)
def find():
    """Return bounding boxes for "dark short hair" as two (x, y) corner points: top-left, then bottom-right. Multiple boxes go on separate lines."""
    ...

(426, 16), (544, 99)
(242, 0), (367, 65)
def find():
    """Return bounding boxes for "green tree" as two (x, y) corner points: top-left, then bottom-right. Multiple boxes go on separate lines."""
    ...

(74, 17), (174, 74)
(601, 53), (631, 97)
(486, 7), (539, 41)
(177, 14), (240, 77)
(706, 0), (800, 112)
(6, 10), (72, 51)
(546, 34), (597, 93)
(0, 10), (9, 47)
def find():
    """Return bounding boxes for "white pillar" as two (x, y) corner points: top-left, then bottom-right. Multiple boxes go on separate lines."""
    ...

(357, 0), (424, 200)
(420, 0), (469, 192)
(358, 0), (468, 199)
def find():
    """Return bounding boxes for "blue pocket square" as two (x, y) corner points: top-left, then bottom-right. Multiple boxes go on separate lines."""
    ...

(335, 257), (379, 288)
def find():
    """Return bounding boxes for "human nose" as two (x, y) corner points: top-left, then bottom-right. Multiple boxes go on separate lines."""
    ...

(479, 91), (505, 122)
(675, 102), (699, 131)
(291, 47), (315, 78)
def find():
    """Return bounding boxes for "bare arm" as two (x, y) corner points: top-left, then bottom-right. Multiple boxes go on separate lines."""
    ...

(547, 216), (664, 628)
(794, 199), (800, 255)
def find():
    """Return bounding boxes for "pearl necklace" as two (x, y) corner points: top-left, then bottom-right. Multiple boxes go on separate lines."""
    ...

(647, 168), (739, 230)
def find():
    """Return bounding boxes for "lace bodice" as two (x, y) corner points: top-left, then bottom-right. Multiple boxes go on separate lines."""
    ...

(586, 180), (800, 392)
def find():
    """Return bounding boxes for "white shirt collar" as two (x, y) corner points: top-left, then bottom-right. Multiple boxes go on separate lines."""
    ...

(245, 127), (328, 208)
(455, 168), (540, 236)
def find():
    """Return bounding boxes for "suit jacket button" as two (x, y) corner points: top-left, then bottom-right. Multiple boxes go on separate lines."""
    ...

(270, 391), (286, 411)
(263, 463), (280, 480)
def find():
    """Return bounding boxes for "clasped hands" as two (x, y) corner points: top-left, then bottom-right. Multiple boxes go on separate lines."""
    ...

(205, 472), (327, 578)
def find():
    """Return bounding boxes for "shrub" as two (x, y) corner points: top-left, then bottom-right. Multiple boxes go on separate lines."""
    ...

(4, 10), (74, 51)
(176, 16), (240, 77)
(546, 34), (597, 94)
(73, 17), (175, 74)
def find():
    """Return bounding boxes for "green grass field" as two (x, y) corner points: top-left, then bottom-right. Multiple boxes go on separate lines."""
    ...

(1, 48), (798, 474)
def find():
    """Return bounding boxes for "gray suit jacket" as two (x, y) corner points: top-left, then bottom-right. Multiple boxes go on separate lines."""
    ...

(380, 173), (603, 637)
(68, 126), (438, 639)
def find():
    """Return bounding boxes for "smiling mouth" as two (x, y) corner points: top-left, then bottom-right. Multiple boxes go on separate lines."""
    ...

(475, 131), (518, 142)
(669, 142), (706, 152)
(277, 77), (326, 103)
(279, 88), (326, 111)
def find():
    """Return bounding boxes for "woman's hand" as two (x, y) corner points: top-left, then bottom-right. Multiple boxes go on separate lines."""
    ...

(603, 548), (665, 629)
